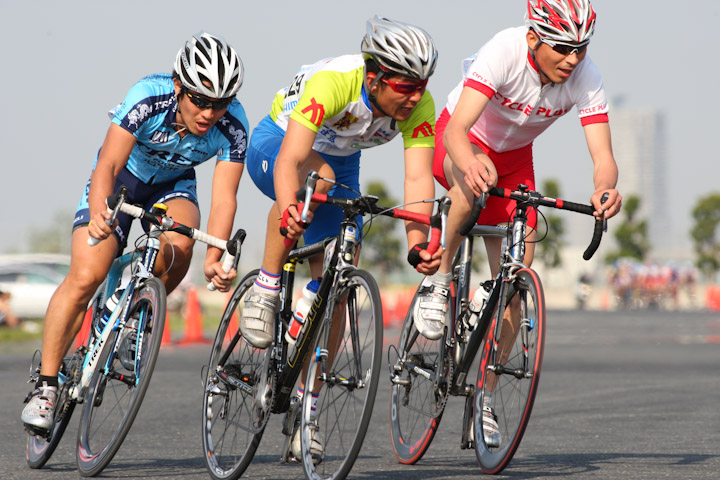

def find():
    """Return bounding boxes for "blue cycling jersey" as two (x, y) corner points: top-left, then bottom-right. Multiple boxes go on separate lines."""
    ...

(108, 73), (249, 184)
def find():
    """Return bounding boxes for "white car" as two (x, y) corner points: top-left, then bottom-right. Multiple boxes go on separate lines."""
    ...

(0, 254), (70, 320)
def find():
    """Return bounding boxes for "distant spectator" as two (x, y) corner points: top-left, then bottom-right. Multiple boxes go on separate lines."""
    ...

(0, 289), (20, 328)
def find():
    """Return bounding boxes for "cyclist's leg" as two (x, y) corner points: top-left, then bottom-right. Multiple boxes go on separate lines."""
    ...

(242, 117), (335, 348)
(39, 229), (118, 378)
(22, 228), (117, 431)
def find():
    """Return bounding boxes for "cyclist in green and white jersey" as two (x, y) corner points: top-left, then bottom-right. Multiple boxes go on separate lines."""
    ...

(241, 16), (441, 460)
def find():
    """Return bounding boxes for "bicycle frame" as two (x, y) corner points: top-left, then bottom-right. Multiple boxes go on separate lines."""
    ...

(71, 222), (165, 401)
(271, 218), (360, 414)
(449, 218), (529, 395)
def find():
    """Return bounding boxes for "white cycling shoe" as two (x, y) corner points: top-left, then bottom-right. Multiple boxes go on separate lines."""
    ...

(22, 383), (58, 433)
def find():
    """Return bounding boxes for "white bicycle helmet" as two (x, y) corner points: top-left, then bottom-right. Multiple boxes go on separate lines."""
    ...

(174, 32), (243, 99)
(361, 16), (437, 80)
(525, 0), (596, 46)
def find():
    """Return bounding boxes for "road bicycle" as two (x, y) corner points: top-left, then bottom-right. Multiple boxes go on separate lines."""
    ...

(201, 171), (450, 480)
(25, 185), (245, 476)
(388, 184), (607, 474)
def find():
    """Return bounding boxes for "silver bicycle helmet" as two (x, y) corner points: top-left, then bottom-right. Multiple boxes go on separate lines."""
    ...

(361, 16), (437, 80)
(174, 31), (244, 99)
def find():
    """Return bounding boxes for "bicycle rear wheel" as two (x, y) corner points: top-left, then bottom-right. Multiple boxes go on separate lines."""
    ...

(474, 268), (545, 474)
(76, 277), (166, 477)
(26, 348), (84, 468)
(388, 282), (450, 464)
(202, 270), (273, 480)
(300, 269), (382, 480)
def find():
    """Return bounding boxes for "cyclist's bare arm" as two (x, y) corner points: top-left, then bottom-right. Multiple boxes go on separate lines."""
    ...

(88, 124), (136, 241)
(403, 146), (442, 274)
(274, 119), (322, 241)
(205, 160), (244, 291)
(583, 121), (622, 219)
(444, 86), (496, 196)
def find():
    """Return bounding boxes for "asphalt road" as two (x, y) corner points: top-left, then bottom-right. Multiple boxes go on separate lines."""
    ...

(1, 309), (719, 479)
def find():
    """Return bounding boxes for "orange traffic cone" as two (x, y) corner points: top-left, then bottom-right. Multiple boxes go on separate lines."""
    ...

(176, 287), (211, 345)
(161, 310), (172, 347)
(75, 308), (94, 348)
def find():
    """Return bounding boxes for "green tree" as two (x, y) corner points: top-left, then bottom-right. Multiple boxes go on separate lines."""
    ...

(691, 192), (720, 278)
(535, 179), (565, 268)
(27, 210), (74, 254)
(605, 195), (649, 264)
(359, 181), (403, 277)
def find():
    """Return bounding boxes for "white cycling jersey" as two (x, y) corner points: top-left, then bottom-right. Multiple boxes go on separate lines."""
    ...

(445, 26), (608, 153)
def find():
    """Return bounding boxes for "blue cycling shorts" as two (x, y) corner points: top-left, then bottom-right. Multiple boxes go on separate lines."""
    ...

(247, 115), (362, 245)
(73, 165), (199, 249)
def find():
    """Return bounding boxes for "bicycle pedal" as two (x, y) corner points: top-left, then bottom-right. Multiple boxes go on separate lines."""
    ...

(24, 424), (52, 439)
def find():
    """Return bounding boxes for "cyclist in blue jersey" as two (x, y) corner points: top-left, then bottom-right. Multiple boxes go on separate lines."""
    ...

(22, 32), (249, 433)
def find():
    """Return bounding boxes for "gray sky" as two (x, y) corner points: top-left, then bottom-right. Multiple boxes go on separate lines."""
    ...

(2, 1), (717, 267)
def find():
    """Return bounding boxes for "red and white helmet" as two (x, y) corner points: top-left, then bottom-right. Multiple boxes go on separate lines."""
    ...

(525, 0), (596, 46)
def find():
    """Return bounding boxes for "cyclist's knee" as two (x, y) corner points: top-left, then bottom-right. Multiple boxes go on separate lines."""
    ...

(59, 270), (104, 304)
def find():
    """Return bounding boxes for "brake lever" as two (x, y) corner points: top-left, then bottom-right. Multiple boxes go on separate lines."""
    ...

(439, 196), (452, 250)
(301, 171), (319, 223)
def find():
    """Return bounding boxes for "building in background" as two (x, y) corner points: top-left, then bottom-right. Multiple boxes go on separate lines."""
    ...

(610, 98), (675, 258)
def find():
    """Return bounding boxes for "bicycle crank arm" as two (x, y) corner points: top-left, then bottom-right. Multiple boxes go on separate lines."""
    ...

(321, 373), (364, 390)
(106, 370), (137, 387)
(487, 364), (532, 379)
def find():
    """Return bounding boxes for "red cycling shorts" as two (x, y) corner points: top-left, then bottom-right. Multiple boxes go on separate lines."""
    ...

(433, 108), (537, 229)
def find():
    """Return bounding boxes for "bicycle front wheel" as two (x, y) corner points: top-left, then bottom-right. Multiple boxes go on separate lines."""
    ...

(301, 269), (382, 480)
(474, 268), (545, 474)
(76, 277), (166, 477)
(201, 269), (273, 480)
(388, 282), (449, 464)
(26, 348), (84, 469)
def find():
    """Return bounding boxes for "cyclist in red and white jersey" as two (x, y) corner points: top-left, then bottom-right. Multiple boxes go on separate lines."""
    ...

(414, 0), (623, 446)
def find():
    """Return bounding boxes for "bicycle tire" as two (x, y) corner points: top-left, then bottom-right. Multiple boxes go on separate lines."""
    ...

(474, 268), (545, 474)
(388, 282), (450, 464)
(26, 348), (84, 469)
(76, 277), (166, 477)
(201, 269), (274, 480)
(300, 269), (383, 480)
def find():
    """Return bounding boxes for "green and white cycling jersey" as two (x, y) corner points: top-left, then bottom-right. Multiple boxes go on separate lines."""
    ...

(268, 54), (435, 156)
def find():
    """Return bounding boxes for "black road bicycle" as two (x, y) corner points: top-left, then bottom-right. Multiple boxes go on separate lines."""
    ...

(388, 185), (608, 474)
(201, 171), (450, 480)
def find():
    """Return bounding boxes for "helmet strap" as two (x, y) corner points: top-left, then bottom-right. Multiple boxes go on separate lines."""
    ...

(171, 93), (189, 137)
(366, 70), (391, 117)
(529, 43), (555, 87)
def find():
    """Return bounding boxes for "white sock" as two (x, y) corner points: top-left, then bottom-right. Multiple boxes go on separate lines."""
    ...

(430, 271), (452, 287)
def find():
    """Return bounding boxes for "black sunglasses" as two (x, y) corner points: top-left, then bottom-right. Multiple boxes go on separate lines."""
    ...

(182, 87), (234, 110)
(544, 41), (588, 56)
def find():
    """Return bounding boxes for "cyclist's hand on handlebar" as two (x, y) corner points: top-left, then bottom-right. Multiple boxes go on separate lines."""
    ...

(408, 242), (444, 275)
(464, 160), (497, 197)
(204, 260), (236, 293)
(279, 203), (312, 242)
(87, 210), (117, 242)
(591, 189), (622, 220)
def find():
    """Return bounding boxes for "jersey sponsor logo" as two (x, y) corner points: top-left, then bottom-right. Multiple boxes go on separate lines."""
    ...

(412, 122), (434, 138)
(492, 92), (569, 118)
(127, 103), (153, 128)
(150, 131), (170, 144)
(301, 98), (325, 126)
(318, 125), (338, 144)
(578, 103), (607, 116)
(332, 111), (358, 131)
